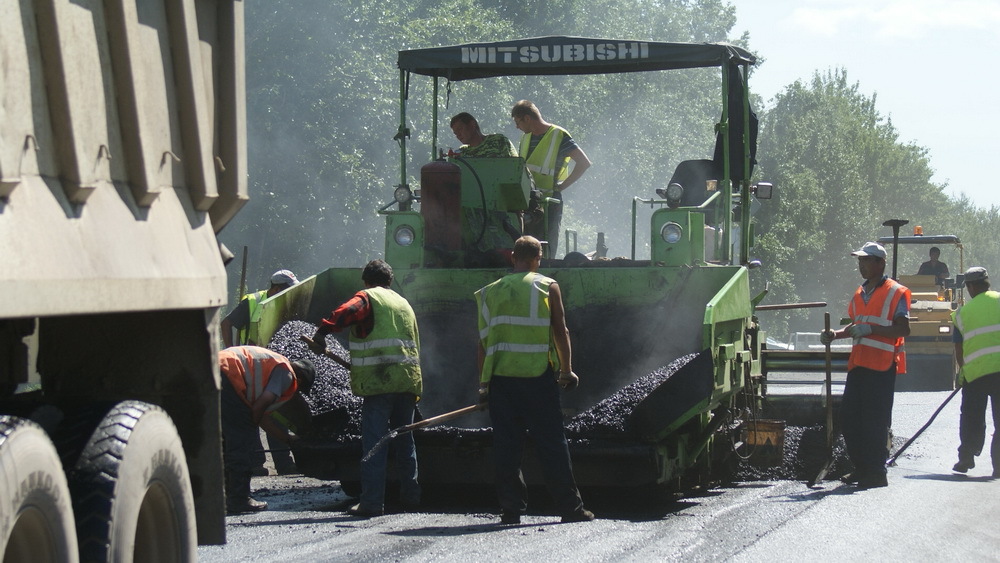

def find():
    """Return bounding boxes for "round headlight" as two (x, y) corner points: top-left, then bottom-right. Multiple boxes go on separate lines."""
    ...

(665, 182), (684, 206)
(394, 225), (415, 246)
(394, 186), (413, 204)
(660, 222), (683, 244)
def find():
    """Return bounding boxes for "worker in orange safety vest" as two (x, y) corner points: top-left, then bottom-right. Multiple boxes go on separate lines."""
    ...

(219, 346), (314, 514)
(822, 241), (910, 490)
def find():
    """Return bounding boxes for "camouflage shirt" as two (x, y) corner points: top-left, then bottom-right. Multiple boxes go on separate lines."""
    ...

(461, 134), (518, 158)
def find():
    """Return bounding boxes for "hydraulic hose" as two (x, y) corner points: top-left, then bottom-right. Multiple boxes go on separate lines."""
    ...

(452, 155), (489, 247)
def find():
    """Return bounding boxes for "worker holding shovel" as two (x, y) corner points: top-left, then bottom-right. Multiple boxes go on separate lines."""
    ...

(307, 259), (423, 517)
(951, 267), (1000, 478)
(821, 242), (910, 490)
(475, 236), (594, 524)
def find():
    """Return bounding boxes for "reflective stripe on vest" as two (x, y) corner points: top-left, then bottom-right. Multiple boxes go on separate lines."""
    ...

(348, 287), (422, 396)
(519, 126), (569, 193)
(475, 272), (556, 382)
(219, 346), (298, 411)
(953, 291), (1000, 383)
(847, 278), (910, 372)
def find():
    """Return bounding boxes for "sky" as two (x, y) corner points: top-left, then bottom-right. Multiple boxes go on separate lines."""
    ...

(728, 0), (1000, 210)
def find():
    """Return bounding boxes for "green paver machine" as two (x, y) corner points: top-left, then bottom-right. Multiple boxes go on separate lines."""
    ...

(254, 37), (785, 493)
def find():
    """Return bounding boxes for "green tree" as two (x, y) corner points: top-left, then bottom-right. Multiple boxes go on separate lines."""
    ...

(221, 0), (748, 296)
(754, 69), (949, 335)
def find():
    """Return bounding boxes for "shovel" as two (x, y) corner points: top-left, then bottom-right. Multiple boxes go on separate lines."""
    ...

(886, 385), (961, 467)
(299, 334), (351, 369)
(808, 312), (836, 487)
(361, 403), (486, 462)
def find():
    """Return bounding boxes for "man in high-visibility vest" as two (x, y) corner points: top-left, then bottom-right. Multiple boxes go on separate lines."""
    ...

(511, 100), (591, 257)
(221, 269), (301, 476)
(219, 346), (315, 514)
(821, 241), (910, 489)
(221, 269), (299, 347)
(475, 235), (594, 524)
(308, 259), (422, 518)
(951, 266), (1000, 478)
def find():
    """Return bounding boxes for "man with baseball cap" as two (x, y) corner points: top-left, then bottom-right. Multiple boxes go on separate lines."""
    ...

(821, 241), (911, 489)
(222, 269), (300, 348)
(951, 266), (1000, 477)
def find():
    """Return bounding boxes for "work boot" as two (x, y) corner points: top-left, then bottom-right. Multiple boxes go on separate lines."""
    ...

(561, 508), (596, 523)
(250, 465), (269, 477)
(953, 458), (975, 473)
(274, 461), (299, 475)
(500, 510), (521, 525)
(346, 503), (383, 518)
(227, 496), (268, 514)
(839, 472), (862, 484)
(225, 470), (266, 514)
(855, 473), (888, 490)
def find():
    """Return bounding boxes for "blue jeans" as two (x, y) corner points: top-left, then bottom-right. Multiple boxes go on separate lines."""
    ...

(841, 365), (896, 477)
(489, 371), (584, 515)
(360, 393), (420, 510)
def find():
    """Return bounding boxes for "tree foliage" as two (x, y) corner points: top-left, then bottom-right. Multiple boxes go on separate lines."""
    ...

(753, 69), (979, 336)
(221, 0), (997, 344)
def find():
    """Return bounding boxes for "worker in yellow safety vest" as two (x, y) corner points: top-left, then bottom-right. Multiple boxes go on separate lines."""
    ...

(511, 100), (591, 257)
(308, 259), (422, 518)
(950, 266), (1000, 478)
(221, 269), (299, 347)
(475, 235), (594, 524)
(822, 241), (910, 489)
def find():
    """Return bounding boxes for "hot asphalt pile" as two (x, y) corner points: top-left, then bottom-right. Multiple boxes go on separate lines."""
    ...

(735, 424), (849, 481)
(565, 353), (700, 438)
(267, 320), (880, 483)
(268, 320), (363, 439)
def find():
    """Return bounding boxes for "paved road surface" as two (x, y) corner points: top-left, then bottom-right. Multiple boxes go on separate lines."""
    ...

(200, 390), (999, 562)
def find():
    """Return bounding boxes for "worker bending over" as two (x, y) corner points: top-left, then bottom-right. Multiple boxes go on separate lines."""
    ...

(219, 346), (314, 513)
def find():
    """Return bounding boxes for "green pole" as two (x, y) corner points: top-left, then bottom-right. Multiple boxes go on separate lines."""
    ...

(719, 63), (732, 264)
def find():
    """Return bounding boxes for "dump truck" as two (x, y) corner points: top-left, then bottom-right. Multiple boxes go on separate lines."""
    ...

(878, 227), (964, 391)
(1, 1), (245, 559)
(247, 37), (810, 495)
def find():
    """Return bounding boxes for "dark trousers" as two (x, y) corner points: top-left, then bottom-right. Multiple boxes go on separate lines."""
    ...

(221, 378), (257, 500)
(958, 372), (1000, 470)
(841, 365), (896, 478)
(546, 191), (563, 257)
(489, 371), (584, 515)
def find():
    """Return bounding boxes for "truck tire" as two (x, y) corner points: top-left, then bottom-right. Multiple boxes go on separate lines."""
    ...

(65, 401), (195, 563)
(0, 416), (79, 563)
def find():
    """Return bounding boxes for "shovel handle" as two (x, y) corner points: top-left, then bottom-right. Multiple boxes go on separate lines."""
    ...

(299, 335), (351, 369)
(396, 404), (485, 435)
(824, 312), (834, 446)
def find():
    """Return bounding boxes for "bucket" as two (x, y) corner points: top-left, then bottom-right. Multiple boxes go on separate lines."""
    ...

(743, 419), (785, 467)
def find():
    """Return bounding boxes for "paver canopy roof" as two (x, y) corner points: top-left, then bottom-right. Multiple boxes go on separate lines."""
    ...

(397, 36), (756, 81)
